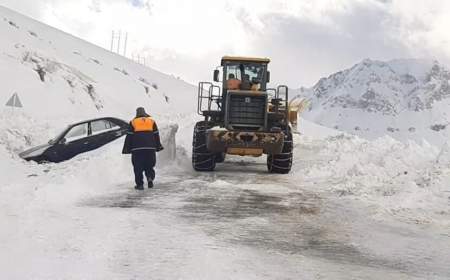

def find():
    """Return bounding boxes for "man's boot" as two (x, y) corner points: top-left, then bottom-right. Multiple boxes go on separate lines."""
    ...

(134, 185), (144, 190)
(147, 180), (154, 189)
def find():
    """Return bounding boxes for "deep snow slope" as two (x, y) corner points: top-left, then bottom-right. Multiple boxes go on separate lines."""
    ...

(0, 5), (196, 122)
(0, 5), (199, 159)
(300, 58), (450, 145)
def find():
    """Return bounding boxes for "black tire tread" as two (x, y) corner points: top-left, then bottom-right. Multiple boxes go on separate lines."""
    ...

(267, 128), (293, 174)
(192, 121), (216, 171)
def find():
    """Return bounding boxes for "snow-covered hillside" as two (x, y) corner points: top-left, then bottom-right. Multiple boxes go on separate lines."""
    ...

(300, 58), (450, 145)
(0, 5), (197, 154)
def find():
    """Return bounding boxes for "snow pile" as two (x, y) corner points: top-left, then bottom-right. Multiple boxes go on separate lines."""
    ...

(297, 117), (342, 139)
(299, 58), (450, 145)
(293, 132), (450, 226)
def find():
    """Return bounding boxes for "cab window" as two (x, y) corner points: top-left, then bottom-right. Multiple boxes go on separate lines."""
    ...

(243, 65), (264, 84)
(225, 65), (241, 80)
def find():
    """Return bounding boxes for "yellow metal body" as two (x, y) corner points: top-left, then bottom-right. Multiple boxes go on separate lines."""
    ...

(221, 56), (270, 64)
(227, 148), (264, 156)
(267, 98), (310, 127)
(288, 97), (310, 128)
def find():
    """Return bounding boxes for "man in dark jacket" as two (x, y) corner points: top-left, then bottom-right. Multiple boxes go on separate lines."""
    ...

(123, 107), (163, 190)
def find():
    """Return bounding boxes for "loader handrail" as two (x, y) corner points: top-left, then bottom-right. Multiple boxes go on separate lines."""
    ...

(277, 85), (289, 134)
(197, 82), (221, 115)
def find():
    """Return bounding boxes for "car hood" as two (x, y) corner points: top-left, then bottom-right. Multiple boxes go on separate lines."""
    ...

(19, 143), (51, 159)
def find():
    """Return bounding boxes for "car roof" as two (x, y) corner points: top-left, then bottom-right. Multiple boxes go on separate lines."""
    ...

(70, 117), (127, 127)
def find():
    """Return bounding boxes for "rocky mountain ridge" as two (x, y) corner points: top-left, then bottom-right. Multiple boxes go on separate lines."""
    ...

(300, 58), (450, 145)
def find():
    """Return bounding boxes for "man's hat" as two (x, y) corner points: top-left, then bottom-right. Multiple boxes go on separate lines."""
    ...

(136, 107), (149, 117)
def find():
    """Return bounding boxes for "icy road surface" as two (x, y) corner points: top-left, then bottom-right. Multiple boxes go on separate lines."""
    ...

(79, 168), (450, 280)
(2, 137), (450, 280)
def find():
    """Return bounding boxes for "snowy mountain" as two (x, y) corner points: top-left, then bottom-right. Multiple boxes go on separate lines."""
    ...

(300, 58), (450, 145)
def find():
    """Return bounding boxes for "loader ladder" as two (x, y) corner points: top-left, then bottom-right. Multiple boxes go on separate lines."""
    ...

(267, 85), (289, 134)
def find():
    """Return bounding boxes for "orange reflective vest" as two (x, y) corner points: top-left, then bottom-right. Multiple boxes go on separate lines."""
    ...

(131, 117), (155, 132)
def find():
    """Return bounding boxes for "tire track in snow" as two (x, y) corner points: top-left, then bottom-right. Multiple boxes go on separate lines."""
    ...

(79, 167), (441, 279)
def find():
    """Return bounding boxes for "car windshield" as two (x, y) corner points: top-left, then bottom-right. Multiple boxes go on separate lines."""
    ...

(48, 127), (69, 144)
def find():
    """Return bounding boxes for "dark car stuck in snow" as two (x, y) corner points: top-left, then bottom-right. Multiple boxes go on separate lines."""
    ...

(20, 117), (129, 163)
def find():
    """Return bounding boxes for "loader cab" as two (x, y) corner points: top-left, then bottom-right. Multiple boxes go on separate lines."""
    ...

(214, 56), (271, 94)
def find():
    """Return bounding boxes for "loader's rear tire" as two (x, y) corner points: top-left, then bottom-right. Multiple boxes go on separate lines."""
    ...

(267, 128), (293, 174)
(192, 121), (216, 171)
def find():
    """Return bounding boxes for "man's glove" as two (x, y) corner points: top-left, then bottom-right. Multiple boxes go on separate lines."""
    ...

(156, 146), (164, 152)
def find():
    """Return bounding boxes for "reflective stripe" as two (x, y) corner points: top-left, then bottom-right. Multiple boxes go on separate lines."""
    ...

(132, 117), (154, 132)
(131, 147), (156, 151)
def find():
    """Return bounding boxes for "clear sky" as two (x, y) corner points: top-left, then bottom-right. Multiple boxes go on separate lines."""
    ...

(1, 0), (449, 87)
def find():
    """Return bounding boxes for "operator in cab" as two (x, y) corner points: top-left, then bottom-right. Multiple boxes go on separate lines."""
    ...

(226, 73), (241, 90)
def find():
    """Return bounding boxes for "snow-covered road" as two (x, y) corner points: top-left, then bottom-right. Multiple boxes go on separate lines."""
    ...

(84, 167), (449, 279)
(2, 132), (449, 279)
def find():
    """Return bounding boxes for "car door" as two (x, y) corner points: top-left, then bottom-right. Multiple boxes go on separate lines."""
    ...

(58, 122), (90, 160)
(105, 119), (126, 141)
(89, 119), (122, 149)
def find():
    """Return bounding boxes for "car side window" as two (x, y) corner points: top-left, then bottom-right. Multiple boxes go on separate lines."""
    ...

(65, 123), (88, 142)
(91, 120), (109, 135)
(91, 120), (119, 135)
(108, 121), (120, 129)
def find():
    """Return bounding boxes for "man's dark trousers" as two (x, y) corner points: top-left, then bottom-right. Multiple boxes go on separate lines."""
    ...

(131, 150), (156, 186)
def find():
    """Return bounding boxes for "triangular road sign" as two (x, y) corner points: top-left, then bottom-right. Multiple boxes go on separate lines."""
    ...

(5, 93), (23, 108)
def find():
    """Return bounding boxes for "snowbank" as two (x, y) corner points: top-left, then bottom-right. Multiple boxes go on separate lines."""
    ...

(297, 117), (342, 139)
(292, 131), (450, 227)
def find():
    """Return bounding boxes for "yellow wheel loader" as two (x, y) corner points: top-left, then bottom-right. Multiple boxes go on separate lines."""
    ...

(193, 56), (295, 173)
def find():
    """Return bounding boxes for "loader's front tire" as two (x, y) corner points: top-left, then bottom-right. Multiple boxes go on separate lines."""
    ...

(267, 128), (293, 174)
(215, 152), (226, 163)
(192, 121), (216, 171)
